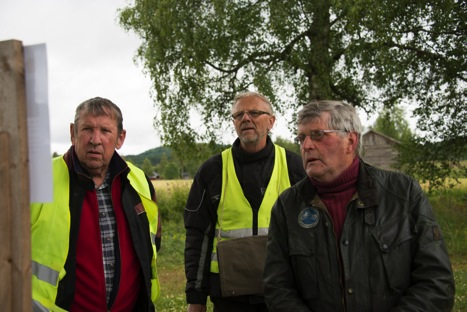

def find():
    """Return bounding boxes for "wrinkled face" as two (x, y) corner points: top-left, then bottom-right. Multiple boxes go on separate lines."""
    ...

(298, 112), (357, 183)
(232, 96), (275, 153)
(70, 110), (125, 178)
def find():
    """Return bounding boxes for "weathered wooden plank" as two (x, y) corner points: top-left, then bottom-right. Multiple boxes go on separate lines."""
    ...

(0, 39), (31, 312)
(0, 132), (12, 310)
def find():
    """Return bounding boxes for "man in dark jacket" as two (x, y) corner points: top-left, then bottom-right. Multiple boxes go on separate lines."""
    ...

(263, 100), (455, 311)
(184, 92), (306, 312)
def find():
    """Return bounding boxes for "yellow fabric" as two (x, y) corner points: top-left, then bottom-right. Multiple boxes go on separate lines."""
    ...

(210, 144), (290, 273)
(126, 162), (161, 302)
(31, 157), (160, 310)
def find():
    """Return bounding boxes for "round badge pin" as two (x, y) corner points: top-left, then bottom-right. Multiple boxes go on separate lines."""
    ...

(298, 206), (320, 228)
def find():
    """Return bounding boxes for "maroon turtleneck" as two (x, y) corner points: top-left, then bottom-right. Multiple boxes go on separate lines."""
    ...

(311, 157), (359, 240)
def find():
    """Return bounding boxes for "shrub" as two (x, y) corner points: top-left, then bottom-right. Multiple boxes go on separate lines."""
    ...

(154, 180), (191, 223)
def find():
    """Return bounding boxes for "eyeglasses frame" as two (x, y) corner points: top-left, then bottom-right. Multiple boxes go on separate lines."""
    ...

(294, 129), (348, 145)
(231, 110), (271, 121)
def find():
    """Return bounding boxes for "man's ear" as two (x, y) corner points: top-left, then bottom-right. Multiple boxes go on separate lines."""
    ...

(346, 132), (359, 154)
(70, 123), (75, 145)
(268, 115), (276, 131)
(116, 129), (126, 150)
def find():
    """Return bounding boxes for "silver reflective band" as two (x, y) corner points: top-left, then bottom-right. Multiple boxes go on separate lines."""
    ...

(33, 299), (49, 312)
(151, 232), (156, 246)
(32, 260), (59, 285)
(215, 227), (268, 239)
(211, 252), (218, 262)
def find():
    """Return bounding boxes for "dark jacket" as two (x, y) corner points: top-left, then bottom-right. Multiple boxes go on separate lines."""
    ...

(264, 159), (455, 312)
(55, 147), (160, 311)
(184, 137), (306, 305)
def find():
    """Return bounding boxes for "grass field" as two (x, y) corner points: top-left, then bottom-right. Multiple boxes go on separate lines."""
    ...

(152, 179), (467, 311)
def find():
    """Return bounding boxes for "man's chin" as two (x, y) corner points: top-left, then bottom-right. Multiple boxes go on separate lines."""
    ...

(240, 131), (260, 141)
(240, 136), (258, 144)
(84, 159), (104, 169)
(305, 164), (324, 176)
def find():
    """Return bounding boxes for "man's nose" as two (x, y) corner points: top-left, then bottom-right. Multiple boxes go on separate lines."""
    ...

(301, 135), (316, 148)
(90, 131), (102, 145)
(241, 112), (252, 121)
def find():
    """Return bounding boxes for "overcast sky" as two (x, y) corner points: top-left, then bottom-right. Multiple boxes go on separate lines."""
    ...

(1, 0), (378, 156)
(0, 0), (163, 155)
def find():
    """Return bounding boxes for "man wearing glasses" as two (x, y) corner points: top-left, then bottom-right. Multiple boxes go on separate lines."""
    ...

(184, 91), (306, 312)
(263, 100), (455, 311)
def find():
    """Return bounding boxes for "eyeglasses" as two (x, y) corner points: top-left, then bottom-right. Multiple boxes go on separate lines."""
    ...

(231, 110), (271, 120)
(294, 130), (347, 145)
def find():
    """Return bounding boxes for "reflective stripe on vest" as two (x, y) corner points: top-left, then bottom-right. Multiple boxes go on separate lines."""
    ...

(210, 144), (290, 273)
(31, 157), (160, 310)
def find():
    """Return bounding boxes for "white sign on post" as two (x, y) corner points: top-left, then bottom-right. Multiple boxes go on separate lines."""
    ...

(24, 43), (53, 203)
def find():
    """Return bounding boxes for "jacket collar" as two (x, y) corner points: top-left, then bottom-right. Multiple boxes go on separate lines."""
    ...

(63, 146), (129, 189)
(297, 158), (378, 209)
(355, 159), (379, 209)
(231, 135), (274, 164)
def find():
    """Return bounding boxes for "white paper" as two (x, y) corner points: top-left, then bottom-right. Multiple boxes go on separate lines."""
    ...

(24, 43), (53, 203)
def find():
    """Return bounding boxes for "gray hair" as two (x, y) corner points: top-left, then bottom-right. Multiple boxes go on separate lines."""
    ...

(232, 91), (274, 115)
(297, 100), (363, 155)
(74, 97), (124, 134)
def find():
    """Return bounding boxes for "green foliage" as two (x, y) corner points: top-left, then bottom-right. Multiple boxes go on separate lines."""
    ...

(157, 220), (185, 269)
(125, 146), (173, 168)
(370, 105), (463, 190)
(169, 141), (228, 178)
(155, 219), (215, 311)
(428, 184), (467, 311)
(453, 262), (467, 312)
(164, 162), (180, 180)
(155, 153), (167, 175)
(141, 157), (155, 176)
(429, 187), (467, 257)
(154, 220), (189, 311)
(274, 136), (301, 155)
(396, 136), (467, 192)
(119, 0), (466, 181)
(123, 142), (230, 179)
(371, 105), (412, 142)
(156, 182), (189, 223)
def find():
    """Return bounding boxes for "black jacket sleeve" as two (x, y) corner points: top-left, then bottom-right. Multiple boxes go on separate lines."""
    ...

(184, 155), (222, 304)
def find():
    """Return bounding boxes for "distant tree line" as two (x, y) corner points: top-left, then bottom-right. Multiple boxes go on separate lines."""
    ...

(52, 108), (465, 186)
(123, 143), (230, 180)
(122, 139), (300, 180)
(123, 106), (466, 187)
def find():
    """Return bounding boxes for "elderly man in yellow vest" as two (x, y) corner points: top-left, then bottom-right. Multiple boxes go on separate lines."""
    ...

(184, 91), (306, 312)
(31, 97), (161, 311)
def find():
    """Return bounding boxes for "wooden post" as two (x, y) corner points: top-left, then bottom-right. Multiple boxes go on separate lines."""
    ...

(0, 39), (32, 312)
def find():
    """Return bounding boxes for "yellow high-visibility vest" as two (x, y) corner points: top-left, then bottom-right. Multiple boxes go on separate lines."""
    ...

(211, 144), (290, 273)
(31, 157), (160, 311)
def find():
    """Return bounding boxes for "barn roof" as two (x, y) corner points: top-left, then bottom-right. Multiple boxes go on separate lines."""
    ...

(362, 129), (401, 145)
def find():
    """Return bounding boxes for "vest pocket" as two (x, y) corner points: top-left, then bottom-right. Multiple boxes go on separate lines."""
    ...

(372, 215), (415, 293)
(288, 237), (319, 299)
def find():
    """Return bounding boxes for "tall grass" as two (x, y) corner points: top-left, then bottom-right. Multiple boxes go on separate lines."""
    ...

(153, 180), (191, 223)
(153, 179), (467, 311)
(427, 181), (467, 311)
(155, 221), (187, 311)
(430, 188), (467, 257)
(152, 180), (212, 311)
